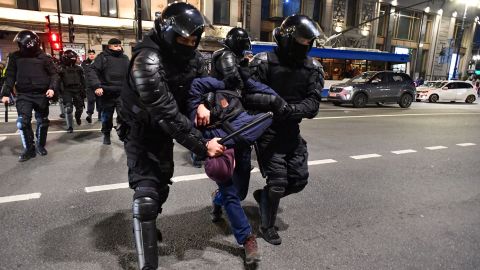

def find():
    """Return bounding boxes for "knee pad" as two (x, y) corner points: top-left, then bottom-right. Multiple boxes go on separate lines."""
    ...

(132, 197), (159, 221)
(65, 105), (73, 114)
(36, 117), (50, 127)
(267, 185), (285, 200)
(285, 178), (308, 196)
(16, 116), (29, 130)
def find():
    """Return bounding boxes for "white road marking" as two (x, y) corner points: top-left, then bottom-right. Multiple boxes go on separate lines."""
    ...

(350, 154), (382, 160)
(308, 159), (338, 165)
(0, 193), (41, 204)
(425, 146), (448, 150)
(391, 149), (417, 155)
(311, 112), (480, 120)
(456, 143), (476, 147)
(172, 173), (209, 183)
(85, 183), (129, 193)
(0, 128), (101, 137)
(0, 136), (7, 142)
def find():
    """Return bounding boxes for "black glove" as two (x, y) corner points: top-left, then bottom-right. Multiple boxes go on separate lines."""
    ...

(223, 73), (243, 90)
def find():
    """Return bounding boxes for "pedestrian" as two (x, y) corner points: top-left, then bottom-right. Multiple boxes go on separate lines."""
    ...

(119, 3), (225, 269)
(81, 49), (101, 123)
(88, 38), (129, 145)
(58, 50), (86, 133)
(249, 15), (325, 245)
(1, 30), (58, 161)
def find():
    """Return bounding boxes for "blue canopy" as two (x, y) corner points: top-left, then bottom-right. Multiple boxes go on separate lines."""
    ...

(251, 44), (410, 63)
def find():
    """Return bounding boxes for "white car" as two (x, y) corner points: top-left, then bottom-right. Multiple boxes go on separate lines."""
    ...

(416, 81), (477, 103)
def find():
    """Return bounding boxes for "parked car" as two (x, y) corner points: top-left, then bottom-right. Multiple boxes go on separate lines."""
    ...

(416, 81), (477, 103)
(327, 71), (416, 108)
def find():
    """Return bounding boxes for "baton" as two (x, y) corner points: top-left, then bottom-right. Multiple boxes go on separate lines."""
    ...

(254, 141), (266, 178)
(4, 102), (7, 123)
(218, 112), (273, 145)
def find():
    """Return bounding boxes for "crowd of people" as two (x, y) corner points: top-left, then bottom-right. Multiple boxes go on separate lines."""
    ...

(1, 2), (325, 269)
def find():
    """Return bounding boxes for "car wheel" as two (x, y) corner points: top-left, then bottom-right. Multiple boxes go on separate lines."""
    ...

(352, 93), (367, 108)
(465, 95), (476, 104)
(429, 94), (439, 103)
(398, 94), (413, 108)
(332, 101), (342, 106)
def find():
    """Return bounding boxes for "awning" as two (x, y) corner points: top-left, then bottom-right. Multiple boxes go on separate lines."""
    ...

(251, 44), (410, 63)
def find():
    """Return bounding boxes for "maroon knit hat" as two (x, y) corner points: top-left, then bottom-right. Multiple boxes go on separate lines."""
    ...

(204, 148), (235, 184)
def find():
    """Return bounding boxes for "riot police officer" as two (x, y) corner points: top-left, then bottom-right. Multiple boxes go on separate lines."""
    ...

(1, 30), (58, 162)
(88, 38), (129, 144)
(249, 15), (325, 245)
(121, 3), (225, 269)
(207, 27), (255, 220)
(59, 50), (86, 133)
(81, 49), (101, 123)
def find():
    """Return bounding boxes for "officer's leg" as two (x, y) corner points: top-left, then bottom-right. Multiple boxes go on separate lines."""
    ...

(85, 89), (95, 123)
(100, 97), (114, 144)
(232, 146), (252, 201)
(284, 137), (309, 198)
(73, 93), (84, 125)
(95, 97), (102, 121)
(254, 152), (288, 245)
(64, 96), (74, 133)
(58, 97), (65, 118)
(33, 97), (50, 155)
(15, 97), (36, 162)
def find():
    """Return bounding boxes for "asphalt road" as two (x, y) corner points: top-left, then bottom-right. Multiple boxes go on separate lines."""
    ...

(0, 101), (479, 270)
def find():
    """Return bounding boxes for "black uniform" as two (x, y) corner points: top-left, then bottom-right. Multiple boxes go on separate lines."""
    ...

(88, 48), (129, 139)
(81, 58), (101, 119)
(120, 2), (211, 269)
(1, 40), (58, 161)
(249, 15), (325, 245)
(59, 64), (86, 131)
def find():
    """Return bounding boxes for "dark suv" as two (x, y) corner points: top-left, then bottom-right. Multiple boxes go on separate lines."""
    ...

(327, 71), (416, 108)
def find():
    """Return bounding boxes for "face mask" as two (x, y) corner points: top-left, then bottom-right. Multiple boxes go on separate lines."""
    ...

(173, 43), (196, 62)
(288, 40), (310, 63)
(108, 48), (123, 57)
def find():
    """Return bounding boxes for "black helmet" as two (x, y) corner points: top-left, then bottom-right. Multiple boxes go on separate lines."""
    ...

(224, 27), (251, 57)
(273, 15), (323, 63)
(62, 50), (78, 66)
(14, 30), (40, 53)
(154, 2), (205, 59)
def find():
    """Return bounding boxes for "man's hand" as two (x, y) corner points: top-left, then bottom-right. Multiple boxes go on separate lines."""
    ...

(206, 138), (225, 157)
(95, 88), (103, 96)
(1, 96), (9, 104)
(195, 103), (210, 127)
(46, 89), (54, 98)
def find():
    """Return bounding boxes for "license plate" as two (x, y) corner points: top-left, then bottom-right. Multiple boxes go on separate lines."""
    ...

(329, 92), (337, 97)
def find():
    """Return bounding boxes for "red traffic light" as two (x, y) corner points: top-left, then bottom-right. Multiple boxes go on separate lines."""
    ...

(49, 33), (62, 51)
(50, 33), (59, 42)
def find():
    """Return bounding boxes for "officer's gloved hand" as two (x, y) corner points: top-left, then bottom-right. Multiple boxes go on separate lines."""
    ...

(223, 73), (243, 90)
(271, 95), (289, 116)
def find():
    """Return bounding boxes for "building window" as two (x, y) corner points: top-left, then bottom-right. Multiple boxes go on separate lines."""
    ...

(377, 5), (387, 37)
(17, 0), (39, 10)
(101, 0), (117, 17)
(301, 0), (322, 23)
(61, 0), (80, 14)
(141, 0), (151, 20)
(394, 11), (421, 41)
(214, 0), (230, 25)
(346, 0), (359, 27)
(283, 0), (301, 17)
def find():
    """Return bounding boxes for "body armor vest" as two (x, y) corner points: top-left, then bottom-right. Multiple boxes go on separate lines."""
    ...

(100, 53), (129, 93)
(16, 55), (50, 94)
(62, 66), (82, 89)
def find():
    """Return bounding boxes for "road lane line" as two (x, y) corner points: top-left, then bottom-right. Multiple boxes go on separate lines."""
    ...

(0, 193), (41, 204)
(0, 128), (101, 137)
(456, 143), (476, 147)
(308, 159), (338, 165)
(83, 158), (340, 193)
(350, 154), (382, 160)
(391, 149), (417, 155)
(425, 146), (448, 150)
(311, 112), (480, 120)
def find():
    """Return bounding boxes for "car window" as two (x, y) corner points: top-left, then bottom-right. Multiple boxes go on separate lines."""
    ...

(391, 74), (404, 82)
(458, 83), (473, 88)
(446, 83), (457, 89)
(371, 73), (386, 83)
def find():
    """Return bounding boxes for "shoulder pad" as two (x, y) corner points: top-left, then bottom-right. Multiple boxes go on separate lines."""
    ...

(311, 58), (322, 68)
(134, 48), (162, 69)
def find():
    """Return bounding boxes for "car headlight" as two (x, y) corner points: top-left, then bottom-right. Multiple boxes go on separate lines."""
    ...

(342, 86), (353, 93)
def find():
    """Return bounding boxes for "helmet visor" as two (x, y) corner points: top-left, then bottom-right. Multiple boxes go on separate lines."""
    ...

(284, 18), (323, 43)
(170, 9), (206, 37)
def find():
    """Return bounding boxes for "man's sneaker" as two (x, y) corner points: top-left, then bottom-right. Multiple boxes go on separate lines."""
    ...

(86, 114), (92, 124)
(260, 227), (282, 245)
(67, 127), (73, 133)
(243, 234), (261, 264)
(36, 143), (48, 156)
(75, 115), (81, 125)
(210, 190), (223, 222)
(18, 148), (36, 162)
(103, 133), (111, 145)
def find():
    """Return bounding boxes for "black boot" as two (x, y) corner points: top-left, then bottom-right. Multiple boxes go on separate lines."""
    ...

(86, 113), (92, 124)
(18, 127), (36, 162)
(103, 132), (111, 145)
(36, 119), (49, 156)
(66, 112), (74, 133)
(258, 187), (283, 245)
(75, 115), (82, 125)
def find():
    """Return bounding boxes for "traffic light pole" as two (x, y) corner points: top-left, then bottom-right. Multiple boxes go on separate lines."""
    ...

(56, 0), (63, 54)
(135, 0), (142, 42)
